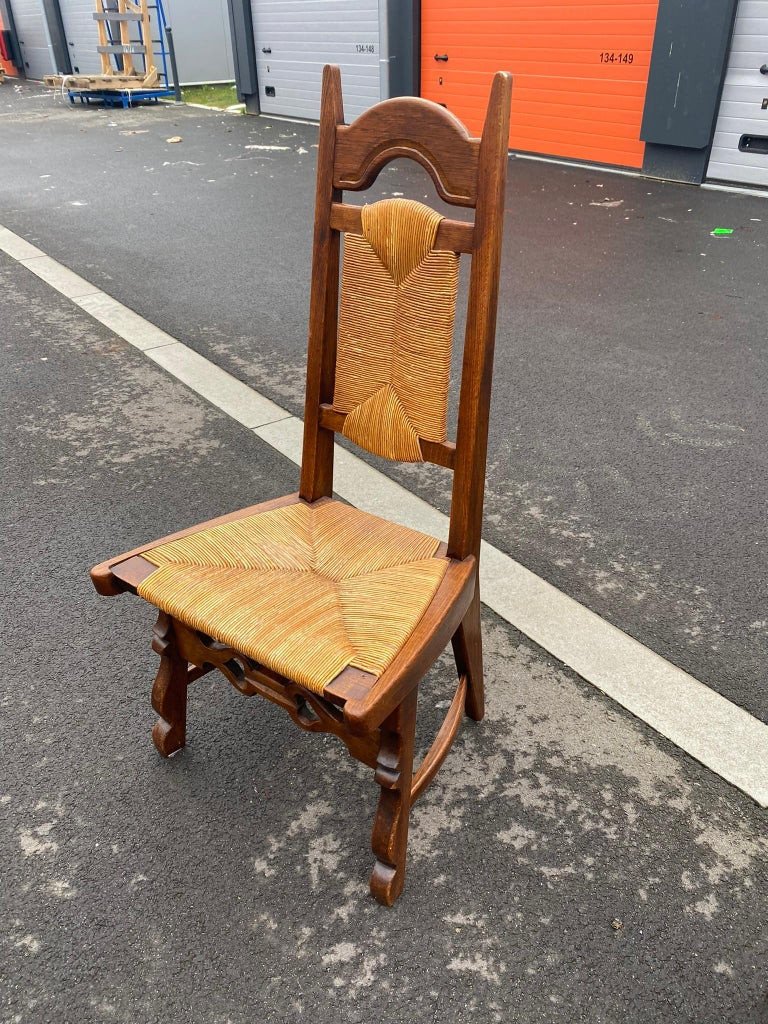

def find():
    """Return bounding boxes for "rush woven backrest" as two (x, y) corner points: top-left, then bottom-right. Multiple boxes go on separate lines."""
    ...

(333, 198), (459, 462)
(301, 65), (512, 563)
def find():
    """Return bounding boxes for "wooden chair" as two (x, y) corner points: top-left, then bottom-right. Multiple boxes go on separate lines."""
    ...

(91, 65), (512, 906)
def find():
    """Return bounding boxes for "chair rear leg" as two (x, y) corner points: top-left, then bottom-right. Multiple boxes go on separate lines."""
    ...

(370, 688), (418, 906)
(452, 585), (484, 722)
(150, 612), (188, 757)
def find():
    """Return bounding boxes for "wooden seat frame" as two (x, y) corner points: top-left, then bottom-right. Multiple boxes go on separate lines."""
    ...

(90, 66), (512, 906)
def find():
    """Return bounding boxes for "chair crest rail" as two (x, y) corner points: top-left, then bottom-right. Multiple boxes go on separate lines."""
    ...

(333, 97), (481, 207)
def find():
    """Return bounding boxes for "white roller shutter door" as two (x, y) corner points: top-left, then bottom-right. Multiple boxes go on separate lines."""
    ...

(163, 0), (235, 85)
(58, 0), (161, 80)
(9, 0), (56, 79)
(58, 0), (236, 86)
(707, 0), (768, 187)
(249, 0), (381, 121)
(58, 0), (102, 75)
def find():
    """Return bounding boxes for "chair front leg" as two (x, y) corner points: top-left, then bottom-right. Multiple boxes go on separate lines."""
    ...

(150, 612), (188, 757)
(452, 583), (484, 721)
(369, 687), (418, 906)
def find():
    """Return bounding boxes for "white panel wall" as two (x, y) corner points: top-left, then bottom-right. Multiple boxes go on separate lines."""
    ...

(9, 0), (55, 78)
(250, 0), (380, 120)
(707, 0), (768, 187)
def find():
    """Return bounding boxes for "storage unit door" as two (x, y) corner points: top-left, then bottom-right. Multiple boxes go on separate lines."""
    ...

(707, 0), (768, 187)
(421, 0), (660, 169)
(0, 6), (16, 76)
(163, 0), (235, 85)
(58, 0), (102, 75)
(250, 0), (380, 121)
(59, 0), (154, 77)
(9, 0), (55, 78)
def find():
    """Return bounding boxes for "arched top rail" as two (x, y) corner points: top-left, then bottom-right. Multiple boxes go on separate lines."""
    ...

(334, 97), (482, 208)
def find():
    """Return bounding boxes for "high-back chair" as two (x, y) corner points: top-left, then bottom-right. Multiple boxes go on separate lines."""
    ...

(91, 66), (512, 906)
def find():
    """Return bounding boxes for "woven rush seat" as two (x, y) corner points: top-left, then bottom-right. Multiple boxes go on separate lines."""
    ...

(135, 499), (448, 693)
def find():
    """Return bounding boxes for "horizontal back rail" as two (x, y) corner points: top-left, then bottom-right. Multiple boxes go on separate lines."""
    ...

(319, 404), (456, 469)
(329, 203), (475, 253)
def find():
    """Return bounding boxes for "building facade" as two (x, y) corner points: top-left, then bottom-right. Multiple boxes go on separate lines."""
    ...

(0, 0), (234, 85)
(228, 0), (768, 189)
(3, 0), (766, 189)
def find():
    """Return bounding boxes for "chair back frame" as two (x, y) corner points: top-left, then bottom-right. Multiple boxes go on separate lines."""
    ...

(300, 66), (512, 563)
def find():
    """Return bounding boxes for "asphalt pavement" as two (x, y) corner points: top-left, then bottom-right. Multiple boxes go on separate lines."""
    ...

(2, 241), (768, 1022)
(1, 81), (765, 722)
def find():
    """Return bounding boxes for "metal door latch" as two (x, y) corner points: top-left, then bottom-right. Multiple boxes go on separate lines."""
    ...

(262, 46), (272, 54)
(434, 54), (448, 62)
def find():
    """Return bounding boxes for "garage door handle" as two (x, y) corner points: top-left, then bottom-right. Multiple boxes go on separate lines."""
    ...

(761, 64), (768, 75)
(434, 54), (448, 62)
(262, 47), (272, 54)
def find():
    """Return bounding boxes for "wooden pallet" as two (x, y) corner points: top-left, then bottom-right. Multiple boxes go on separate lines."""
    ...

(44, 70), (159, 92)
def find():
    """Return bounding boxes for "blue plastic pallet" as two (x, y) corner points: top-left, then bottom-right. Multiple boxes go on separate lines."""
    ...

(68, 87), (174, 109)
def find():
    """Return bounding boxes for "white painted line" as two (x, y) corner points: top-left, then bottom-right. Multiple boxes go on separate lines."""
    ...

(478, 545), (768, 806)
(702, 182), (768, 200)
(0, 226), (45, 260)
(183, 101), (237, 113)
(257, 425), (768, 807)
(4, 221), (768, 807)
(73, 292), (178, 352)
(18, 255), (100, 299)
(258, 113), (318, 127)
(170, 101), (291, 119)
(147, 342), (290, 429)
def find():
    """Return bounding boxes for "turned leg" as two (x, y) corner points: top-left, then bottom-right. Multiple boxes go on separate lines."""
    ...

(370, 688), (418, 906)
(150, 612), (188, 757)
(452, 584), (484, 721)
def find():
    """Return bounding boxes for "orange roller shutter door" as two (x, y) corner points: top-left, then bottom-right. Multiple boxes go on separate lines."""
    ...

(421, 1), (660, 169)
(0, 9), (14, 77)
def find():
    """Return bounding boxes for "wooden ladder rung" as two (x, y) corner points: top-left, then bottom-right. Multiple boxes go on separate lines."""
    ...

(97, 43), (146, 53)
(93, 11), (142, 20)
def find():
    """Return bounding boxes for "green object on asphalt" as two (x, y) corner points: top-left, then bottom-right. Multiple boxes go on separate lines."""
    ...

(711, 227), (734, 236)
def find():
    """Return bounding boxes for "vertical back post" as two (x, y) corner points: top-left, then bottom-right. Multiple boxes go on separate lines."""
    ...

(96, 0), (111, 76)
(118, 0), (135, 76)
(447, 71), (512, 561)
(139, 0), (152, 77)
(300, 65), (345, 501)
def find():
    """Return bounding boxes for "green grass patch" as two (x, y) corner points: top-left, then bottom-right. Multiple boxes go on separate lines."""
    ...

(181, 83), (240, 110)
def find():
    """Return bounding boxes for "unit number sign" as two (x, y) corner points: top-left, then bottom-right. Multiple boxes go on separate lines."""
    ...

(599, 52), (634, 64)
(356, 44), (375, 54)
